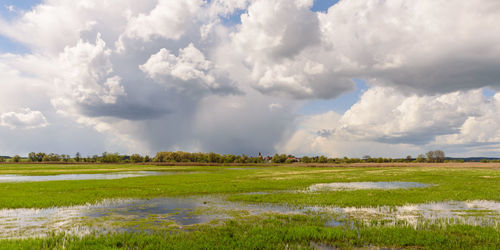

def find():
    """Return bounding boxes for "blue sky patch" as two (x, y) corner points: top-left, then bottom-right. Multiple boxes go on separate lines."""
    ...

(0, 0), (41, 20)
(0, 0), (39, 54)
(220, 8), (246, 26)
(482, 87), (496, 98)
(218, 0), (339, 26)
(0, 35), (30, 54)
(311, 0), (339, 12)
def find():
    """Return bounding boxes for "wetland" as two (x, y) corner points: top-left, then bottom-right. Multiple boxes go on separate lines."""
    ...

(0, 163), (498, 249)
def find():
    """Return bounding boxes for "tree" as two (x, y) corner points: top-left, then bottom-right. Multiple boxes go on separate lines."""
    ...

(271, 154), (287, 163)
(42, 153), (61, 162)
(317, 155), (328, 163)
(416, 154), (425, 162)
(425, 150), (445, 163)
(207, 152), (220, 163)
(61, 154), (70, 162)
(406, 155), (412, 162)
(223, 154), (236, 163)
(425, 151), (435, 162)
(28, 152), (45, 162)
(12, 155), (21, 162)
(130, 154), (144, 163)
(28, 152), (37, 162)
(434, 150), (445, 163)
(75, 152), (81, 162)
(362, 155), (371, 162)
(301, 156), (311, 163)
(36, 152), (46, 162)
(100, 152), (121, 163)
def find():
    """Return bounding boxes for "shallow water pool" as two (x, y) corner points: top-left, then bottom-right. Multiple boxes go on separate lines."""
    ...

(308, 181), (431, 191)
(0, 171), (172, 183)
(0, 196), (497, 239)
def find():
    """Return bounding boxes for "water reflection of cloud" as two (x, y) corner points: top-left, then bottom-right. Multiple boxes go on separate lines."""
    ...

(0, 197), (497, 239)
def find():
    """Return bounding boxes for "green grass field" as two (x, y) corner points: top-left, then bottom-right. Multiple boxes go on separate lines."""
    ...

(0, 164), (498, 249)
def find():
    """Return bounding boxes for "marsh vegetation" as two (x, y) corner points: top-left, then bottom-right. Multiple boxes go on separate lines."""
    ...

(0, 163), (498, 249)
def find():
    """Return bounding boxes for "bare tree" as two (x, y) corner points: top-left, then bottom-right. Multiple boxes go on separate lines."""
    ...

(416, 154), (425, 162)
(434, 150), (445, 163)
(426, 151), (435, 162)
(425, 150), (445, 163)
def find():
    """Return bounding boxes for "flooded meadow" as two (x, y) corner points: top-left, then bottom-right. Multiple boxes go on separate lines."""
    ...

(0, 194), (498, 238)
(0, 164), (498, 248)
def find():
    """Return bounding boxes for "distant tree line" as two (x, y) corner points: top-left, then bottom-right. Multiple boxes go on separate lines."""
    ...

(153, 151), (266, 163)
(0, 151), (265, 164)
(1, 149), (495, 164)
(270, 150), (449, 164)
(14, 152), (153, 163)
(152, 150), (454, 164)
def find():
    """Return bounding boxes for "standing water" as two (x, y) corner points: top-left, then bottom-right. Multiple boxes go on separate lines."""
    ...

(0, 171), (176, 182)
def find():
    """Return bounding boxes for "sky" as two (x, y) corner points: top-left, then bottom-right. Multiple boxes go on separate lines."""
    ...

(1, 0), (500, 158)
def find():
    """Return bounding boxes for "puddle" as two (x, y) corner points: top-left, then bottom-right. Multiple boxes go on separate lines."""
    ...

(0, 197), (497, 239)
(240, 191), (272, 195)
(0, 171), (175, 183)
(87, 198), (213, 228)
(0, 198), (198, 239)
(308, 182), (431, 192)
(226, 168), (258, 170)
(0, 203), (99, 238)
(0, 196), (303, 239)
(309, 200), (500, 227)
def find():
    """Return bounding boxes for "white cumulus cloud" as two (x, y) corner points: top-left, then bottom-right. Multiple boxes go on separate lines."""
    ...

(122, 0), (202, 42)
(140, 43), (236, 94)
(277, 86), (500, 157)
(1, 108), (48, 129)
(51, 33), (126, 114)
